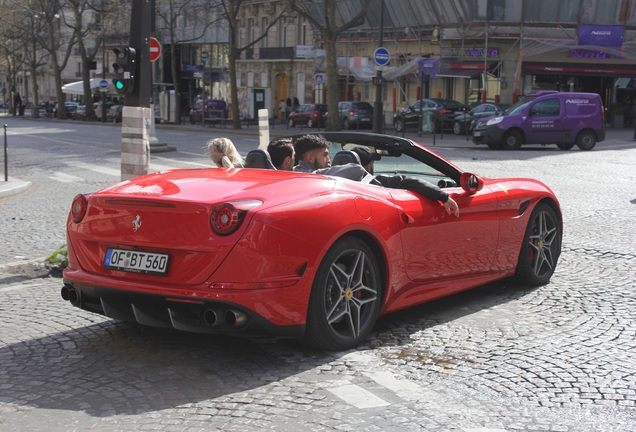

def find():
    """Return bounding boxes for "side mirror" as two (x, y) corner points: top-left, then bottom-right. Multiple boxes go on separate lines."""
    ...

(460, 172), (484, 195)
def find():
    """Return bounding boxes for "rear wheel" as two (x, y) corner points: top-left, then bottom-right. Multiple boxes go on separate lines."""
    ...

(576, 131), (596, 151)
(301, 236), (382, 351)
(502, 130), (523, 150)
(557, 143), (575, 150)
(514, 203), (561, 286)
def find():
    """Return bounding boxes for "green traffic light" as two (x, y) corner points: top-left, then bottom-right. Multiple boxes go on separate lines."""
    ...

(113, 79), (125, 92)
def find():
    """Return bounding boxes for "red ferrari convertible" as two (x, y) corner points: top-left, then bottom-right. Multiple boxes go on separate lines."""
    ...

(62, 132), (562, 351)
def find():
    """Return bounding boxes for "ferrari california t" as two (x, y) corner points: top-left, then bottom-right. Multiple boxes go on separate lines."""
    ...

(62, 132), (562, 351)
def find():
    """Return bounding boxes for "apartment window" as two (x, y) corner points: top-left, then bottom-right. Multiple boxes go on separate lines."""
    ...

(261, 17), (269, 48)
(248, 18), (255, 44)
(279, 22), (287, 47)
(300, 21), (308, 45)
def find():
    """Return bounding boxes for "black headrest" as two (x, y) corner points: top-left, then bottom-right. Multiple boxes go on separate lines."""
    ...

(331, 150), (361, 166)
(245, 149), (276, 169)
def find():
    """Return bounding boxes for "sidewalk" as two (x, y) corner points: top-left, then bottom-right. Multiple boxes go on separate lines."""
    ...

(0, 177), (31, 199)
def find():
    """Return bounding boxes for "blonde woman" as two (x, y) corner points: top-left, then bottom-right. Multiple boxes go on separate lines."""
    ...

(207, 137), (244, 168)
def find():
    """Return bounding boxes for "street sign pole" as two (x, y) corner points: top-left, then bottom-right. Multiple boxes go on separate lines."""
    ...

(373, 0), (385, 134)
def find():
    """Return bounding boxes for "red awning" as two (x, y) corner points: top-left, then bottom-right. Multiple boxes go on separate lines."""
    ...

(523, 62), (636, 77)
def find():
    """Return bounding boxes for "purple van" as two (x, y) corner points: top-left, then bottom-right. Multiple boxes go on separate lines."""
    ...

(189, 99), (228, 124)
(472, 91), (605, 150)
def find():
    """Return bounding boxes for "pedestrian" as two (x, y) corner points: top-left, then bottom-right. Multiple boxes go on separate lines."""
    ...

(278, 99), (286, 123)
(286, 98), (292, 120)
(207, 137), (244, 168)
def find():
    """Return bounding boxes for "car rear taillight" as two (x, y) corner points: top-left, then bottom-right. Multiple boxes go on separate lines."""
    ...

(438, 109), (452, 115)
(71, 194), (88, 223)
(210, 200), (262, 236)
(349, 109), (358, 116)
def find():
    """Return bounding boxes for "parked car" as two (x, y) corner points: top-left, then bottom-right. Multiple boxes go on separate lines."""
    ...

(72, 105), (87, 120)
(452, 103), (510, 135)
(53, 101), (80, 118)
(287, 103), (327, 128)
(94, 102), (114, 120)
(393, 98), (468, 133)
(61, 131), (562, 351)
(472, 91), (605, 150)
(108, 105), (123, 123)
(189, 99), (227, 124)
(337, 101), (374, 129)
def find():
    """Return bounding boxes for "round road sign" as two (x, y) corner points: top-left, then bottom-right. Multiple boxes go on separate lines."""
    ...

(150, 37), (161, 62)
(374, 47), (390, 66)
(201, 51), (209, 63)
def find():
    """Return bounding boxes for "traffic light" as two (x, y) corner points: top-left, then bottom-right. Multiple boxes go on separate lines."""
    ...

(112, 46), (136, 94)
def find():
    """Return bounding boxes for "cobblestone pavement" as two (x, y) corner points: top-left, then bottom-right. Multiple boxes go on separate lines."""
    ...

(0, 120), (634, 431)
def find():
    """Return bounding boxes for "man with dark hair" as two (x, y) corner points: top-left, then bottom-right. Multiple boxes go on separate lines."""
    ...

(350, 146), (459, 217)
(292, 134), (459, 217)
(267, 137), (295, 170)
(292, 134), (331, 172)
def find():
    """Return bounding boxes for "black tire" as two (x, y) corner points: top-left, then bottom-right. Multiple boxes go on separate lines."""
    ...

(453, 121), (463, 135)
(576, 131), (596, 151)
(301, 236), (382, 351)
(502, 130), (523, 150)
(513, 203), (561, 286)
(394, 118), (405, 133)
(288, 119), (295, 128)
(308, 119), (314, 128)
(343, 118), (351, 129)
(557, 143), (575, 150)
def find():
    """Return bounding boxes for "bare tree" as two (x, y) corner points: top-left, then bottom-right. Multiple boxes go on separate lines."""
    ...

(32, 0), (78, 119)
(291, 0), (371, 130)
(66, 0), (121, 120)
(219, 0), (289, 129)
(0, 1), (28, 115)
(156, 0), (224, 125)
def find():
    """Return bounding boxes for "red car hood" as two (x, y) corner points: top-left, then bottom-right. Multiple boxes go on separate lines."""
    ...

(68, 169), (336, 285)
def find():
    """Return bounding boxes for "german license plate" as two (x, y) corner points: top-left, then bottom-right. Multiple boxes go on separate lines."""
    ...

(362, 118), (370, 121)
(104, 248), (169, 275)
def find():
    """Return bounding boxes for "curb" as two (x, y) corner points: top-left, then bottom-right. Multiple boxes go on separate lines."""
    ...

(0, 178), (32, 199)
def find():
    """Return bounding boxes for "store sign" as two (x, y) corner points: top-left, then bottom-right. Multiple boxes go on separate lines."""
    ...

(568, 49), (625, 60)
(440, 47), (499, 59)
(578, 25), (624, 47)
(419, 58), (439, 78)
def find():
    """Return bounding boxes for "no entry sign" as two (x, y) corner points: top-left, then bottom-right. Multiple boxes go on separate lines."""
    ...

(150, 37), (161, 62)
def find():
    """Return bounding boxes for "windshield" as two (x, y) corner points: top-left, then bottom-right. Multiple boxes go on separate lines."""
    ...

(327, 142), (455, 186)
(507, 99), (533, 115)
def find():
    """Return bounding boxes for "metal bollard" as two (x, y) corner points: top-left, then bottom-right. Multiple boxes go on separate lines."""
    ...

(4, 124), (8, 181)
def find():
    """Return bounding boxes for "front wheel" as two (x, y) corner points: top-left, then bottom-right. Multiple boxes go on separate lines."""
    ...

(394, 118), (405, 133)
(502, 130), (523, 150)
(576, 131), (596, 151)
(453, 121), (463, 135)
(343, 118), (351, 129)
(288, 119), (295, 128)
(557, 143), (575, 150)
(308, 119), (314, 128)
(300, 236), (382, 351)
(514, 203), (561, 286)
